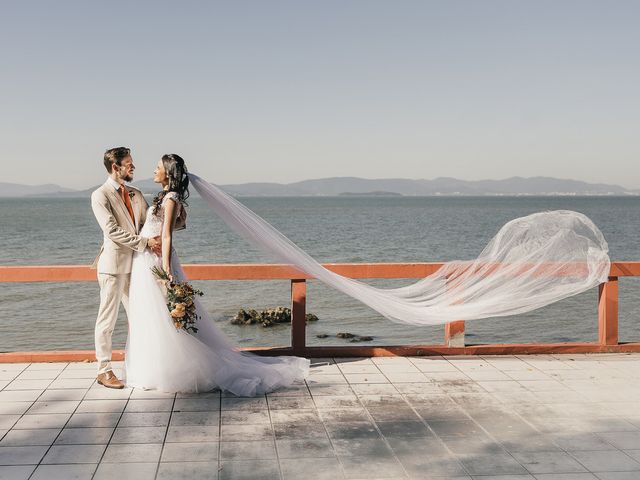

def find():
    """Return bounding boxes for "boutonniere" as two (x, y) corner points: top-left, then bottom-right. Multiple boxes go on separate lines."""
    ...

(128, 189), (135, 200)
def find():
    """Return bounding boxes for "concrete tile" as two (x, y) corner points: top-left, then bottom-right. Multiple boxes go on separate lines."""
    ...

(83, 387), (131, 400)
(332, 437), (393, 457)
(25, 363), (67, 371)
(217, 459), (279, 480)
(457, 453), (529, 475)
(161, 441), (219, 462)
(220, 424), (273, 442)
(124, 399), (173, 412)
(270, 409), (320, 423)
(75, 399), (127, 413)
(26, 401), (79, 414)
(170, 411), (220, 426)
(276, 437), (335, 459)
(0, 403), (32, 416)
(93, 462), (158, 480)
(273, 421), (328, 439)
(308, 384), (355, 396)
(318, 408), (370, 424)
(30, 463), (97, 480)
(376, 421), (432, 438)
(67, 412), (120, 428)
(400, 452), (469, 477)
(111, 426), (166, 444)
(102, 443), (163, 463)
(0, 428), (60, 446)
(221, 397), (267, 411)
(325, 421), (380, 440)
(551, 433), (617, 451)
(267, 396), (315, 410)
(166, 425), (219, 443)
(349, 383), (399, 396)
(340, 454), (405, 479)
(118, 412), (170, 427)
(14, 370), (59, 381)
(38, 389), (87, 402)
(48, 378), (94, 389)
(532, 474), (598, 480)
(157, 461), (218, 480)
(129, 389), (175, 399)
(220, 440), (276, 460)
(280, 456), (343, 480)
(0, 445), (48, 465)
(0, 416), (20, 430)
(313, 395), (361, 409)
(55, 427), (114, 445)
(173, 397), (220, 412)
(0, 465), (36, 480)
(0, 391), (43, 402)
(4, 379), (52, 390)
(569, 450), (640, 472)
(41, 444), (106, 464)
(343, 374), (389, 384)
(597, 431), (640, 449)
(369, 406), (421, 422)
(221, 410), (269, 425)
(12, 413), (71, 430)
(511, 451), (587, 474)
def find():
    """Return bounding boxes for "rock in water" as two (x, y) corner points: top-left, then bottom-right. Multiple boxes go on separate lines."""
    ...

(305, 313), (319, 322)
(336, 332), (356, 339)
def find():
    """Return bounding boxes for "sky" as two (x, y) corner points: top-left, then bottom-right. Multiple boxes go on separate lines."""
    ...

(1, 0), (639, 189)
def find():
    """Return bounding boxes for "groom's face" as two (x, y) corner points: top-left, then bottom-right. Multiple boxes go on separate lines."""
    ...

(114, 155), (135, 182)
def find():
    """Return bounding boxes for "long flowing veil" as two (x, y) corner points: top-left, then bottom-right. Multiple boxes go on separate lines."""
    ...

(188, 173), (610, 326)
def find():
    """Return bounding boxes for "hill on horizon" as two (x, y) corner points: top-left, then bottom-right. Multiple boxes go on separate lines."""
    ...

(2, 176), (638, 197)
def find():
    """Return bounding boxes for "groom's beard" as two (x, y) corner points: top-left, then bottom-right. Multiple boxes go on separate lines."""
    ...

(122, 174), (133, 182)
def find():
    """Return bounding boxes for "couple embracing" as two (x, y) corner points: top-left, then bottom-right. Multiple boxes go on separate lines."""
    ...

(91, 147), (310, 396)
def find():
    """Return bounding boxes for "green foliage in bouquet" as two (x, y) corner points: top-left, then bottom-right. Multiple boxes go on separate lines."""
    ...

(151, 266), (204, 333)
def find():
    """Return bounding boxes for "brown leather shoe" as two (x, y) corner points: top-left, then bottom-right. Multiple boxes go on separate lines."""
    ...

(97, 370), (125, 389)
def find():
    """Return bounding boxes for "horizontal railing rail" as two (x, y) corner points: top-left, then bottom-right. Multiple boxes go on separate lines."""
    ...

(1, 261), (639, 362)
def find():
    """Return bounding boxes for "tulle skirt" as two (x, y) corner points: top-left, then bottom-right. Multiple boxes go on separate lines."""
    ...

(123, 249), (310, 396)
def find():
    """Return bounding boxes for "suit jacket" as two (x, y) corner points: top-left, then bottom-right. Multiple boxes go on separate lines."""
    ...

(90, 180), (150, 274)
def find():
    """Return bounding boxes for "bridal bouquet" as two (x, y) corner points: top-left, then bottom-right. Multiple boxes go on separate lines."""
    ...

(151, 266), (204, 333)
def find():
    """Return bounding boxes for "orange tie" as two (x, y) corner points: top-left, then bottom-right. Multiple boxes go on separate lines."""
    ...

(119, 185), (136, 224)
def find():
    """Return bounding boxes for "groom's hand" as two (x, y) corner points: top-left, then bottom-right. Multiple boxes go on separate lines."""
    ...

(148, 236), (162, 255)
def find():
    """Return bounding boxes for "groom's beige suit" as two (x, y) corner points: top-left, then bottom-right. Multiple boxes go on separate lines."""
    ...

(91, 177), (150, 375)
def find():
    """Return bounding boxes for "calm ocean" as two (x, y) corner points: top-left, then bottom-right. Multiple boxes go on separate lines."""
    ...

(1, 195), (639, 352)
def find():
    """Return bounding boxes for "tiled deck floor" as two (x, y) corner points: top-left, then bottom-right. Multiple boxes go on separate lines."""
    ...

(1, 354), (640, 480)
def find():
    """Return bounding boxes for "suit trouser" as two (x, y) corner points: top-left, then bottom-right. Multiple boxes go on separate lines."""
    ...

(96, 273), (130, 375)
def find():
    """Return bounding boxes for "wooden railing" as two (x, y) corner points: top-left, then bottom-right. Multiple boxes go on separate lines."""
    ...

(1, 262), (640, 362)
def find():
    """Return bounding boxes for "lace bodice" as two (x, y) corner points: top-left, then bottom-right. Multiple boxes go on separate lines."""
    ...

(140, 192), (185, 238)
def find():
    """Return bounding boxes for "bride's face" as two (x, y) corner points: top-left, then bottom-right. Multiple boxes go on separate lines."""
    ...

(153, 160), (167, 185)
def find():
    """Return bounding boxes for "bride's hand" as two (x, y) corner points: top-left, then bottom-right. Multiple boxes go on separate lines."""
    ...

(163, 264), (174, 283)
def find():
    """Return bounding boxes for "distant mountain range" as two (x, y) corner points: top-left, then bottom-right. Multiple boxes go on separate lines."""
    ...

(2, 176), (638, 198)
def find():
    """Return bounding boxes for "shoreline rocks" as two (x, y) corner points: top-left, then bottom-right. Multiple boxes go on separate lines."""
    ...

(231, 307), (319, 328)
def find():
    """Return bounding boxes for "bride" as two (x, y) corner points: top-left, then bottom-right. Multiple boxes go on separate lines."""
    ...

(123, 154), (310, 396)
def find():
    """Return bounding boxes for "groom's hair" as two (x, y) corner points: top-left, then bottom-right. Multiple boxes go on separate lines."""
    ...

(103, 147), (131, 173)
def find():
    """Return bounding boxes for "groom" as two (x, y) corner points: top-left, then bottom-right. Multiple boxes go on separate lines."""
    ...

(90, 147), (161, 389)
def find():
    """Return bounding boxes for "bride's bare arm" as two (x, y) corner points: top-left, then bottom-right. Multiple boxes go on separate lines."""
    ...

(161, 198), (178, 275)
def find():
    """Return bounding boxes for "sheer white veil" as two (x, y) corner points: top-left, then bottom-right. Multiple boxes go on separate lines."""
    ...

(188, 173), (610, 326)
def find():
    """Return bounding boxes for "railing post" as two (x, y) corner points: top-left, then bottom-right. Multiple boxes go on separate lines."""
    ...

(291, 279), (307, 353)
(445, 320), (465, 347)
(444, 275), (465, 347)
(598, 277), (619, 345)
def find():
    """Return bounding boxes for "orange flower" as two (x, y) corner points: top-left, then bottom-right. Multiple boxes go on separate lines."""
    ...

(170, 303), (186, 318)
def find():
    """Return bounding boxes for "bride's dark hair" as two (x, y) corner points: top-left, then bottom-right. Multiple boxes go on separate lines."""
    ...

(152, 154), (190, 215)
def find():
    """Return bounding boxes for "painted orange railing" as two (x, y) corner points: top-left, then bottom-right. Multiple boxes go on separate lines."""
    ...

(1, 262), (639, 362)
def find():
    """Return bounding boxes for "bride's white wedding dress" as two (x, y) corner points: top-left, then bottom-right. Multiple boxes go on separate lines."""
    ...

(123, 192), (310, 396)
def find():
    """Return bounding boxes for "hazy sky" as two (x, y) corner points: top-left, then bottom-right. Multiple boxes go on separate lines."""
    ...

(2, 1), (639, 189)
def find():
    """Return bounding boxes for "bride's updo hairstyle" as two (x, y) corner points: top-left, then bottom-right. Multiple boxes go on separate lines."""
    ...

(152, 154), (190, 216)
